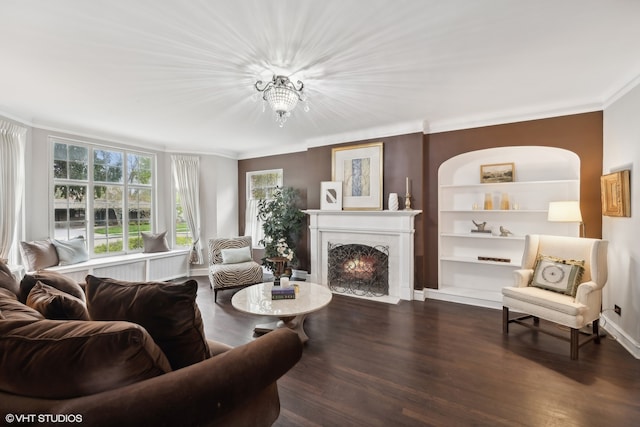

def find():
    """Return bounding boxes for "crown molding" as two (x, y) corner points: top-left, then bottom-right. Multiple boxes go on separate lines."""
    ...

(304, 120), (425, 148)
(602, 71), (640, 109)
(425, 102), (602, 134)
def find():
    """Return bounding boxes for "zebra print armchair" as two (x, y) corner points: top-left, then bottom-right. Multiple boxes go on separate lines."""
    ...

(208, 236), (263, 301)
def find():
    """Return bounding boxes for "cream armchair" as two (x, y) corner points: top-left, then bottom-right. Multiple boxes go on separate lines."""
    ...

(502, 234), (608, 359)
(208, 236), (263, 301)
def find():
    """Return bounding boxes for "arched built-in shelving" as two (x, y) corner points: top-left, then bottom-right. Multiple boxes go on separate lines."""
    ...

(430, 146), (581, 308)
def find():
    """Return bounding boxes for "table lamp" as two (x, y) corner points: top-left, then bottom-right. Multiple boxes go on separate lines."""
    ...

(548, 201), (585, 237)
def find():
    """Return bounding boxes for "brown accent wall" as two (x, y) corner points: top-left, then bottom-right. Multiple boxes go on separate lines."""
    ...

(239, 132), (425, 284)
(423, 111), (603, 288)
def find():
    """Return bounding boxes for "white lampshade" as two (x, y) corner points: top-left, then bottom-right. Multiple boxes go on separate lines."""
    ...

(548, 201), (583, 222)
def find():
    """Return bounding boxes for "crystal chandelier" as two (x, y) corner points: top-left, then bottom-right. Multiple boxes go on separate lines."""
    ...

(254, 75), (308, 127)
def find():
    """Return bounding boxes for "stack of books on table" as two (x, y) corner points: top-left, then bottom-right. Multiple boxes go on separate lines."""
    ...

(271, 286), (296, 300)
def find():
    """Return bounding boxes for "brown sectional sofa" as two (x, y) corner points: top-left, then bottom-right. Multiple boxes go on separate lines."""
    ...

(0, 262), (303, 426)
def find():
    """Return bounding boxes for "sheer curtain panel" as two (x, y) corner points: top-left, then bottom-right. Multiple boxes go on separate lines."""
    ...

(171, 155), (203, 264)
(0, 120), (26, 263)
(245, 199), (265, 249)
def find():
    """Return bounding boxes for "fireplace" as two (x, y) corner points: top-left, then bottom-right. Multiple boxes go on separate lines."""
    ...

(304, 210), (421, 302)
(328, 243), (389, 297)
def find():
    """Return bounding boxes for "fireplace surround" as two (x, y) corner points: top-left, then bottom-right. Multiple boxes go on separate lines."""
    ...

(304, 210), (421, 302)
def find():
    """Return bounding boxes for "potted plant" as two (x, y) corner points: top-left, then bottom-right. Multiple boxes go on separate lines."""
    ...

(257, 186), (306, 275)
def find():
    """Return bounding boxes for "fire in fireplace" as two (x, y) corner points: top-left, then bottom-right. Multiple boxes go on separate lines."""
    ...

(327, 242), (389, 297)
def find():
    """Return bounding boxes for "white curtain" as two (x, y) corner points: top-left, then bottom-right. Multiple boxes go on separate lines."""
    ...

(0, 120), (26, 263)
(171, 155), (203, 264)
(245, 199), (265, 248)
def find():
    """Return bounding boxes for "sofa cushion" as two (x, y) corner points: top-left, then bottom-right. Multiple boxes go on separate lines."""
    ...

(52, 236), (89, 265)
(0, 319), (172, 399)
(19, 239), (59, 271)
(0, 288), (45, 321)
(221, 246), (252, 264)
(26, 282), (90, 320)
(0, 260), (20, 298)
(20, 270), (86, 304)
(141, 231), (170, 253)
(529, 254), (585, 297)
(85, 275), (210, 369)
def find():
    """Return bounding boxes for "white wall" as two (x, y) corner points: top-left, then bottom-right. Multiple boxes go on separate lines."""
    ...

(602, 83), (640, 358)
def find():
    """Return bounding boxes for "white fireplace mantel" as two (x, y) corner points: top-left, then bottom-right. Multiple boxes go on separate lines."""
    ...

(304, 210), (421, 301)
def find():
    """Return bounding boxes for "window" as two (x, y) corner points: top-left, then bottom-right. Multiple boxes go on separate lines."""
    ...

(247, 169), (283, 201)
(245, 169), (283, 248)
(51, 138), (155, 257)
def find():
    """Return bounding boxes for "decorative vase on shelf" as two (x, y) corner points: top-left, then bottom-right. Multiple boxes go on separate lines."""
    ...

(500, 193), (510, 210)
(483, 192), (493, 210)
(388, 193), (399, 211)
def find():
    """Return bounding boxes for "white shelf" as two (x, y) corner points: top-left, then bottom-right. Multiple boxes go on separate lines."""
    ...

(440, 209), (547, 213)
(440, 233), (525, 241)
(439, 179), (578, 189)
(441, 256), (520, 267)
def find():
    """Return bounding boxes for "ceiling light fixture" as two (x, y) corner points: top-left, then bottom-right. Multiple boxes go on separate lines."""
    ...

(254, 75), (308, 127)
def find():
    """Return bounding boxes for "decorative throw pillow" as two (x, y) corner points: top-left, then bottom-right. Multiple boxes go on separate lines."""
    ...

(0, 319), (171, 399)
(141, 231), (170, 253)
(529, 254), (585, 297)
(19, 239), (59, 271)
(85, 275), (210, 370)
(20, 270), (86, 304)
(0, 260), (20, 298)
(221, 246), (252, 264)
(26, 282), (90, 321)
(53, 236), (89, 266)
(0, 288), (45, 321)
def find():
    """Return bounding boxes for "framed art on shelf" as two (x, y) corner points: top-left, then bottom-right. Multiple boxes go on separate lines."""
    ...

(332, 142), (383, 210)
(480, 162), (515, 183)
(320, 181), (342, 210)
(601, 170), (631, 217)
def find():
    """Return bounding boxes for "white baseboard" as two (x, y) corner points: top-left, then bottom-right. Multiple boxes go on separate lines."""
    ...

(189, 267), (209, 277)
(601, 313), (640, 359)
(424, 288), (503, 310)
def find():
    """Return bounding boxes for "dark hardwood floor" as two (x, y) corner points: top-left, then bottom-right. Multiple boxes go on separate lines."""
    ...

(193, 277), (640, 427)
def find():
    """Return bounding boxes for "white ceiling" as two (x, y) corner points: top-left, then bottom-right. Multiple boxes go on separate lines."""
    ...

(1, 0), (640, 159)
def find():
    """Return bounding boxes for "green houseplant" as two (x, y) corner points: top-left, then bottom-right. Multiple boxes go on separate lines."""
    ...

(257, 186), (306, 273)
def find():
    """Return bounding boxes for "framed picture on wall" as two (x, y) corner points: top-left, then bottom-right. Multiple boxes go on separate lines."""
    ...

(331, 142), (383, 210)
(601, 170), (631, 217)
(320, 181), (342, 210)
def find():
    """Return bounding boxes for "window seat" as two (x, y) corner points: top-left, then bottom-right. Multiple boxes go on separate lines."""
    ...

(29, 250), (191, 283)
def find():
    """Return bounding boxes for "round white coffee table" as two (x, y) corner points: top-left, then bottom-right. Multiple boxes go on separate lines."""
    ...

(231, 281), (332, 343)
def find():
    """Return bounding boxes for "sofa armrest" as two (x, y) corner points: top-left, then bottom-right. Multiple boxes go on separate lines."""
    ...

(25, 328), (302, 427)
(512, 269), (533, 287)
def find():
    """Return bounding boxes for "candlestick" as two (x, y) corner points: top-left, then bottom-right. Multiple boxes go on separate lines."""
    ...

(404, 193), (412, 210)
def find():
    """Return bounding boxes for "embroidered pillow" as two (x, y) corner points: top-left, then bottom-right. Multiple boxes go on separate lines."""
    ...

(529, 254), (585, 297)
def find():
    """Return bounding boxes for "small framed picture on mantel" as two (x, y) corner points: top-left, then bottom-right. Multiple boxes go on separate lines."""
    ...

(320, 181), (342, 210)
